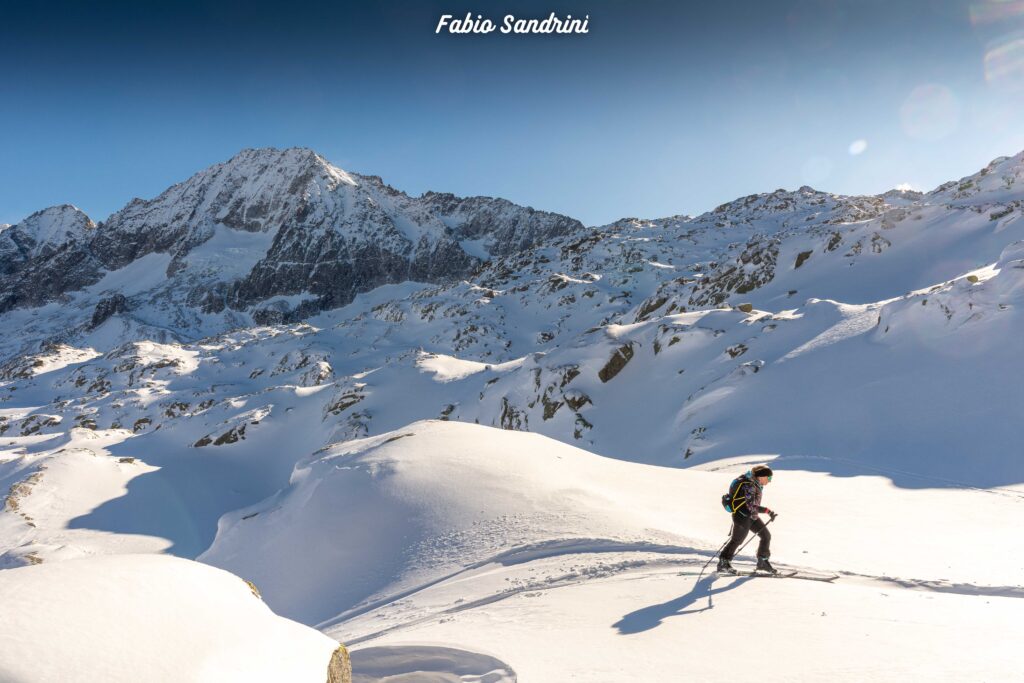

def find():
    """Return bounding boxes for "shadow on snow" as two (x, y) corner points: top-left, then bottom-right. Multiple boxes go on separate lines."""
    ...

(613, 573), (754, 635)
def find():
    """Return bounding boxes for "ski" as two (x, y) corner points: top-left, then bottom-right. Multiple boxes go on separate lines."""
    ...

(716, 568), (839, 582)
(741, 570), (838, 582)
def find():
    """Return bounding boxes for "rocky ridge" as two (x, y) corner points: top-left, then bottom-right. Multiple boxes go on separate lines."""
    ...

(0, 148), (582, 351)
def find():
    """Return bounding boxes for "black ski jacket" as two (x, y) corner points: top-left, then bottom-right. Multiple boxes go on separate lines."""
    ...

(729, 475), (769, 520)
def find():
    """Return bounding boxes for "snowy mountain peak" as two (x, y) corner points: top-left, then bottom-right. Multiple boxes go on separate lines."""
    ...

(0, 148), (587, 339)
(0, 204), (99, 314)
(219, 146), (359, 190)
(7, 204), (95, 253)
(94, 146), (357, 272)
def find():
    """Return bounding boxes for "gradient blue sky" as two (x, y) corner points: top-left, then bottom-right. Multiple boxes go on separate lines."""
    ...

(2, 0), (1024, 226)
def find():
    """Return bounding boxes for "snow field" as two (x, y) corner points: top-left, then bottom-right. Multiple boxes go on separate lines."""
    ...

(191, 421), (1022, 680)
(0, 554), (341, 683)
(337, 552), (1018, 682)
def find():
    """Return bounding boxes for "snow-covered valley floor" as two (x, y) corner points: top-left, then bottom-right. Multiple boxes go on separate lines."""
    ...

(341, 549), (1019, 681)
(5, 419), (1015, 681)
(317, 424), (1024, 681)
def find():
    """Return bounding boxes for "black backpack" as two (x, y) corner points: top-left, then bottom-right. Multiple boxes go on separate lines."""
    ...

(721, 474), (750, 513)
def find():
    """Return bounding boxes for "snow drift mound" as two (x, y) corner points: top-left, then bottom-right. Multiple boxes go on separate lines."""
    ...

(0, 554), (346, 683)
(200, 420), (725, 626)
(991, 240), (1024, 300)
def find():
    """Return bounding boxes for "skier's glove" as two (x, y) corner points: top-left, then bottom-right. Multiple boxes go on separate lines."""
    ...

(766, 509), (778, 522)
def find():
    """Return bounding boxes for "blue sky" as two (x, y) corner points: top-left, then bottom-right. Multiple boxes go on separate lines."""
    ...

(2, 0), (1024, 226)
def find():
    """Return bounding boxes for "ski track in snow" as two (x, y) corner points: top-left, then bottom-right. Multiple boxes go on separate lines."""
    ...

(335, 540), (1023, 649)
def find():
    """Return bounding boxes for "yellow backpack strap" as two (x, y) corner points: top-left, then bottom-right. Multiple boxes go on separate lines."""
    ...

(730, 478), (747, 511)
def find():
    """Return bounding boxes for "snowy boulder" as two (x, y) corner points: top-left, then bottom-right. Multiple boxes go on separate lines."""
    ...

(0, 554), (349, 683)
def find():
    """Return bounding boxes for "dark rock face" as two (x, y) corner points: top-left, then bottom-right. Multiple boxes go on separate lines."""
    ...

(0, 206), (103, 313)
(420, 192), (584, 256)
(90, 294), (129, 329)
(224, 180), (483, 313)
(689, 239), (780, 307)
(90, 148), (330, 274)
(598, 344), (635, 383)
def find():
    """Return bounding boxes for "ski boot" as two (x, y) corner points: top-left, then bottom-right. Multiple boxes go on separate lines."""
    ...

(716, 557), (736, 574)
(755, 557), (778, 574)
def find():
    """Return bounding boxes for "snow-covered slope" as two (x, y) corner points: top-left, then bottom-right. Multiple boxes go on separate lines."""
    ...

(208, 421), (1021, 681)
(6, 418), (1016, 680)
(0, 553), (345, 682)
(200, 420), (705, 625)
(3, 148), (1024, 681)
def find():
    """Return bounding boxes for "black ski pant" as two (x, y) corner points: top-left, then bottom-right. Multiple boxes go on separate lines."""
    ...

(721, 514), (771, 561)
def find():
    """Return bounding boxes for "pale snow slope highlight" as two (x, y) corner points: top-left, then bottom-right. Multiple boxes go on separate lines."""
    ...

(0, 554), (340, 683)
(199, 420), (710, 626)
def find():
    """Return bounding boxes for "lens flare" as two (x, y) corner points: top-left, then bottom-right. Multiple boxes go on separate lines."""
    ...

(848, 139), (868, 156)
(970, 0), (1024, 25)
(984, 33), (1024, 91)
(899, 84), (961, 141)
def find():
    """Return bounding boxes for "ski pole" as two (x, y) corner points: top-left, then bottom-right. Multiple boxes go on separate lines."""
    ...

(696, 520), (735, 583)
